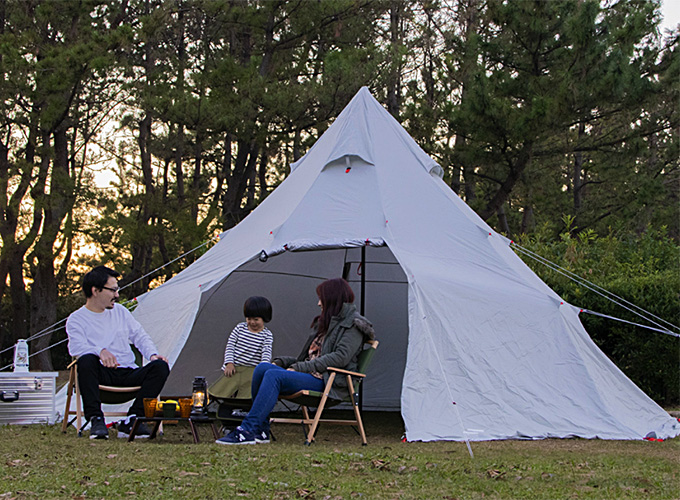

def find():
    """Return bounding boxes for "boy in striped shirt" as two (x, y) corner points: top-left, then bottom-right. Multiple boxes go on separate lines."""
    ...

(211, 296), (274, 400)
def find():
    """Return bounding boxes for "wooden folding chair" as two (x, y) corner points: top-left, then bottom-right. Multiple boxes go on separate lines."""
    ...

(61, 359), (142, 436)
(271, 340), (379, 445)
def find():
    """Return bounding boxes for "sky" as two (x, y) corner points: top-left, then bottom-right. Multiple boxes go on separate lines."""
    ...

(660, 0), (680, 32)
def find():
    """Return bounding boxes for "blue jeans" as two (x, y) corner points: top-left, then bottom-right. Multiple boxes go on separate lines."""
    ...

(241, 363), (325, 434)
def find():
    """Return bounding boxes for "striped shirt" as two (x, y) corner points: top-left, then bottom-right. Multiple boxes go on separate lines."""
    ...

(222, 322), (273, 368)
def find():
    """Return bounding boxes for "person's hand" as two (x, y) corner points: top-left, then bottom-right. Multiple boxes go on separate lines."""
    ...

(99, 348), (119, 368)
(150, 354), (168, 363)
(286, 367), (296, 372)
(224, 363), (236, 377)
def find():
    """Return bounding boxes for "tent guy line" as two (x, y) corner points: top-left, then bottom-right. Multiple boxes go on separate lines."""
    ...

(0, 238), (219, 365)
(122, 235), (220, 293)
(581, 309), (680, 338)
(0, 296), (141, 371)
(511, 242), (680, 335)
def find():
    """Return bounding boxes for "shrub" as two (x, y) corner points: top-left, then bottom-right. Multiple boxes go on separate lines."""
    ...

(516, 224), (680, 406)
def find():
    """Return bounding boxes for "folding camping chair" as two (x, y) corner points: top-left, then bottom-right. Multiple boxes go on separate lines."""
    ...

(208, 365), (256, 433)
(61, 352), (142, 436)
(270, 340), (379, 445)
(209, 397), (253, 433)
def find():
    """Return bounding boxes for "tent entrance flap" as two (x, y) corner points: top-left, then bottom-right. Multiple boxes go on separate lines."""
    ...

(162, 246), (408, 411)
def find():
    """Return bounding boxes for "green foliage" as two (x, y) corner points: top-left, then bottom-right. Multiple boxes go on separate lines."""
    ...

(81, 0), (389, 298)
(2, 0), (677, 375)
(517, 225), (680, 405)
(0, 0), (135, 365)
(405, 0), (677, 238)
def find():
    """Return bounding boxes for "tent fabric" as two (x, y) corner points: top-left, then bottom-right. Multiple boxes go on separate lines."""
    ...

(61, 87), (679, 441)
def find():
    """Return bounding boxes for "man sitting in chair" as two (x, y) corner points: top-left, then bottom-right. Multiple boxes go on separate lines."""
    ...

(66, 266), (170, 440)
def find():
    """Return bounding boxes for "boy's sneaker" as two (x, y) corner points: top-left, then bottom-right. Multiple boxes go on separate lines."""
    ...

(117, 415), (151, 439)
(89, 416), (109, 440)
(254, 430), (270, 444)
(215, 426), (256, 445)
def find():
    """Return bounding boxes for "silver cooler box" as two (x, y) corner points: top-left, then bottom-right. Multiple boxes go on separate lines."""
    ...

(0, 372), (58, 425)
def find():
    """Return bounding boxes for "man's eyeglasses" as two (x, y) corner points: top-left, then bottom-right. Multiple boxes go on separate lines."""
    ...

(101, 286), (120, 293)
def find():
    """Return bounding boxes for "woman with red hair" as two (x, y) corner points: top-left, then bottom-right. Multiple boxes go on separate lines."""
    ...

(216, 278), (375, 445)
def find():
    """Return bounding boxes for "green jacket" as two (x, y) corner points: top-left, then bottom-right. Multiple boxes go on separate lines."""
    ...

(274, 303), (375, 400)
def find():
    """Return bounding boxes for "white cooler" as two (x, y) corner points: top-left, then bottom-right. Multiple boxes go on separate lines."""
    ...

(0, 372), (58, 425)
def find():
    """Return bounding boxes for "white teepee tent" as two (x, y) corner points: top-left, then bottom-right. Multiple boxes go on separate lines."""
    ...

(76, 87), (680, 441)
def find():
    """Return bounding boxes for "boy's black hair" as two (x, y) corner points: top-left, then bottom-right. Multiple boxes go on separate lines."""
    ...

(82, 266), (120, 298)
(244, 296), (273, 323)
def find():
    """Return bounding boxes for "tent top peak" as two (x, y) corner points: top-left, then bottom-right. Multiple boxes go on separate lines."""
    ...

(290, 87), (443, 179)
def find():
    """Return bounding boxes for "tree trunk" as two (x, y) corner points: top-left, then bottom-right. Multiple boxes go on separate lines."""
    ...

(218, 132), (232, 226)
(124, 112), (156, 296)
(175, 123), (185, 207)
(0, 0), (5, 303)
(497, 204), (511, 236)
(520, 205), (534, 235)
(5, 122), (43, 346)
(293, 129), (301, 162)
(29, 259), (57, 371)
(30, 126), (74, 371)
(8, 257), (28, 341)
(386, 0), (403, 118)
(421, 4), (435, 109)
(222, 140), (259, 229)
(572, 121), (586, 214)
(258, 148), (269, 198)
(479, 144), (533, 222)
(122, 0), (161, 297)
(191, 127), (204, 224)
(453, 0), (479, 200)
(0, 137), (10, 303)
(0, 131), (42, 337)
(175, 5), (186, 210)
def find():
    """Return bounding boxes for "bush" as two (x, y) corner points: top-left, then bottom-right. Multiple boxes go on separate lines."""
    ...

(516, 223), (680, 406)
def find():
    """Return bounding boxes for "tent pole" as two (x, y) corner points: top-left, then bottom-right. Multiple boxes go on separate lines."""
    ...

(360, 246), (366, 316)
(359, 245), (366, 413)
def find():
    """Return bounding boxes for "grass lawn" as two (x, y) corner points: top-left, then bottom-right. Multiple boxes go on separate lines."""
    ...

(0, 411), (678, 500)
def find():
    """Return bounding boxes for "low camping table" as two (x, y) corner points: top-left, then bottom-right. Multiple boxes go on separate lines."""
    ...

(127, 415), (219, 443)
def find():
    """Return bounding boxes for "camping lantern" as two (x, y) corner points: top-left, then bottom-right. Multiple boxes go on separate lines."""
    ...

(13, 339), (29, 372)
(191, 376), (207, 416)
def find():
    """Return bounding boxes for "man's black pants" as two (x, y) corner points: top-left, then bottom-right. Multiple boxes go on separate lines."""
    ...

(77, 354), (170, 419)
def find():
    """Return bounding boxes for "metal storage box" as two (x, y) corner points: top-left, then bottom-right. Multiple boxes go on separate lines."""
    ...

(0, 372), (58, 425)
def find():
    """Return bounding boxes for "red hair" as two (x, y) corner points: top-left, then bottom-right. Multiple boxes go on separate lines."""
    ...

(313, 278), (355, 336)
